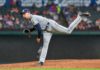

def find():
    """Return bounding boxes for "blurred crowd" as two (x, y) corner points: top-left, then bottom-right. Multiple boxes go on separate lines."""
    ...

(0, 0), (100, 31)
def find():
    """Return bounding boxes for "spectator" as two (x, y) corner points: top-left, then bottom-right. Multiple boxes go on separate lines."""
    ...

(6, 20), (13, 27)
(10, 7), (19, 13)
(15, 18), (20, 25)
(96, 18), (100, 29)
(0, 21), (3, 29)
(96, 4), (100, 12)
(10, 15), (15, 21)
(16, 0), (22, 9)
(90, 0), (97, 10)
(14, 18), (20, 29)
(48, 2), (59, 21)
(49, 3), (57, 13)
(90, 0), (97, 7)
(61, 5), (78, 25)
(0, 14), (3, 21)
(76, 21), (86, 30)
(0, 0), (100, 31)
(9, 0), (16, 8)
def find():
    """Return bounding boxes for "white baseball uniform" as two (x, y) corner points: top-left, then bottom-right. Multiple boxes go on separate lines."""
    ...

(30, 14), (82, 63)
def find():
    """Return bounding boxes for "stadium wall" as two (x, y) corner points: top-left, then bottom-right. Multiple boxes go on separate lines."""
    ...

(0, 35), (100, 63)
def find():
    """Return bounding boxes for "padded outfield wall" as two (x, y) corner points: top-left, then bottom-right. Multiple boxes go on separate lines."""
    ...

(0, 31), (100, 63)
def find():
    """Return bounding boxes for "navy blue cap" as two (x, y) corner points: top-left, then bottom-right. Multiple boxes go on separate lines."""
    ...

(20, 8), (30, 15)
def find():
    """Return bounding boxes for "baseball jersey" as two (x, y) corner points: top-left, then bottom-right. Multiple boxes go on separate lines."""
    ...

(30, 14), (50, 30)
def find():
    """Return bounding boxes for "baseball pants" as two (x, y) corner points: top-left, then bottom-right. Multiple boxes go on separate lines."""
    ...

(39, 15), (82, 63)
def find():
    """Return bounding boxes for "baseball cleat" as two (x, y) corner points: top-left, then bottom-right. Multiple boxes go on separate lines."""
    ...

(38, 62), (44, 66)
(33, 62), (44, 66)
(36, 62), (44, 66)
(79, 11), (91, 17)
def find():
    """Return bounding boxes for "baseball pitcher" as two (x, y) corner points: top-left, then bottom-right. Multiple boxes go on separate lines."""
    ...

(21, 9), (90, 66)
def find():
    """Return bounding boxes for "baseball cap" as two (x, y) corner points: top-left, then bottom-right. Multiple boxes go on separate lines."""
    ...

(20, 8), (30, 15)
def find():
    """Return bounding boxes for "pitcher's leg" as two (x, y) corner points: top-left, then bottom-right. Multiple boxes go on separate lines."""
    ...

(39, 32), (52, 64)
(67, 15), (82, 34)
(53, 15), (82, 34)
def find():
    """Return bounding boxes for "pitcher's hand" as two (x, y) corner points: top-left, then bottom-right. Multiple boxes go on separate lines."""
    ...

(36, 38), (41, 44)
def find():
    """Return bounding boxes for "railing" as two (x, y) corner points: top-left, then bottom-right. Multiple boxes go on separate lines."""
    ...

(0, 31), (100, 35)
